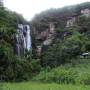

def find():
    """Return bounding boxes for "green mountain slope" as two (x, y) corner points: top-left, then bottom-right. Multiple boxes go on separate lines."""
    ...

(33, 57), (90, 85)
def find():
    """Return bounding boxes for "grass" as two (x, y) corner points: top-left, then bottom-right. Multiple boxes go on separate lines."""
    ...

(33, 58), (90, 84)
(1, 82), (90, 90)
(1, 58), (90, 90)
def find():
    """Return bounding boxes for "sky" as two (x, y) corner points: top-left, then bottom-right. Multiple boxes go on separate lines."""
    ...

(4, 0), (90, 21)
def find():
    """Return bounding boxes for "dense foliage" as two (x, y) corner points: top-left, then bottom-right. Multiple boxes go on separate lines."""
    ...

(0, 1), (90, 84)
(33, 57), (90, 85)
(30, 2), (90, 85)
(0, 1), (41, 82)
(31, 2), (90, 68)
(41, 27), (90, 67)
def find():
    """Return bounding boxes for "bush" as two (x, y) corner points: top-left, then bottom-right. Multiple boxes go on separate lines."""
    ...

(33, 58), (90, 85)
(77, 73), (90, 85)
(41, 39), (81, 68)
(33, 66), (78, 84)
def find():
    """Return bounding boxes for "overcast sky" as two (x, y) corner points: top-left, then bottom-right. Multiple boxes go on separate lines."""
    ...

(4, 0), (90, 21)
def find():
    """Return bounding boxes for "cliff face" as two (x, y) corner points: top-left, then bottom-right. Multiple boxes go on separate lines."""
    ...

(34, 22), (56, 56)
(31, 2), (90, 57)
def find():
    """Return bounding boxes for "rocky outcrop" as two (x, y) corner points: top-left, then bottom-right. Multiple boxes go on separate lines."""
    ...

(81, 8), (90, 17)
(66, 17), (76, 27)
(33, 8), (90, 56)
(66, 8), (90, 28)
(35, 22), (55, 56)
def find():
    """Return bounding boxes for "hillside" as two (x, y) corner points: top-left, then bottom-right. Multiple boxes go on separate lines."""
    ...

(30, 2), (90, 84)
(0, 1), (90, 90)
(33, 57), (90, 85)
(31, 2), (90, 68)
(0, 1), (37, 82)
(0, 0), (90, 86)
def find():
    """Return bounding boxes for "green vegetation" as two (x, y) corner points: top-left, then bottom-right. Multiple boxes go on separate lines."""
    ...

(41, 28), (90, 67)
(1, 2), (90, 90)
(30, 2), (90, 87)
(1, 82), (90, 90)
(31, 2), (90, 65)
(33, 58), (90, 85)
(0, 0), (41, 82)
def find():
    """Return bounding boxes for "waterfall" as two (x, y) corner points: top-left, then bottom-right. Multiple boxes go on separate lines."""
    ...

(26, 26), (31, 50)
(16, 24), (31, 56)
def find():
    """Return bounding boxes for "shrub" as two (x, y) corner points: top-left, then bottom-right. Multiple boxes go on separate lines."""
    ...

(33, 66), (78, 84)
(33, 58), (90, 85)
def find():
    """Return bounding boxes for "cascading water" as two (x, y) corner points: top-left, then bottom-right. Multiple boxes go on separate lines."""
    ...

(26, 26), (31, 50)
(16, 24), (31, 56)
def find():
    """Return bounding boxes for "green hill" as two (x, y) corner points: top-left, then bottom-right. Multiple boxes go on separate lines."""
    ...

(33, 57), (90, 85)
(31, 2), (90, 68)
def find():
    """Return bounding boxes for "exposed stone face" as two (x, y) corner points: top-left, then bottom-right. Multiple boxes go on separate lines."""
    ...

(66, 17), (76, 27)
(43, 23), (55, 45)
(43, 39), (53, 46)
(40, 29), (49, 40)
(36, 45), (42, 56)
(49, 23), (55, 34)
(32, 7), (90, 57)
(66, 8), (90, 28)
(36, 29), (49, 40)
(81, 8), (90, 17)
(35, 22), (55, 56)
(35, 8), (90, 56)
